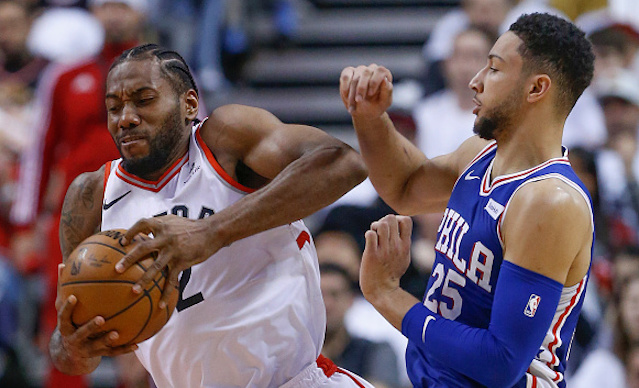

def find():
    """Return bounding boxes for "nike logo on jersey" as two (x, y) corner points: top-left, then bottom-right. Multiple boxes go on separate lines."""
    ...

(464, 170), (480, 180)
(103, 191), (131, 210)
(422, 315), (435, 342)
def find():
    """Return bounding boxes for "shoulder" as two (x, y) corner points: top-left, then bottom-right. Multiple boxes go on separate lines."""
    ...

(435, 135), (492, 177)
(206, 104), (277, 129)
(509, 177), (591, 224)
(64, 165), (106, 205)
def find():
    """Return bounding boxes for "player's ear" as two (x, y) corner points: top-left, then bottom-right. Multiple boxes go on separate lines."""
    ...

(526, 74), (551, 103)
(184, 89), (199, 121)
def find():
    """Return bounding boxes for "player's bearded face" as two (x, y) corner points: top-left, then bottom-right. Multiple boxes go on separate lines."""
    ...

(120, 102), (183, 178)
(473, 83), (523, 140)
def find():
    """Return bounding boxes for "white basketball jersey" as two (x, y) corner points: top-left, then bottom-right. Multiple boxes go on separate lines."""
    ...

(101, 121), (326, 387)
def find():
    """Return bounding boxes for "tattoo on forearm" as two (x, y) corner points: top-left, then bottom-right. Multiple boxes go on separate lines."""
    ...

(60, 174), (99, 262)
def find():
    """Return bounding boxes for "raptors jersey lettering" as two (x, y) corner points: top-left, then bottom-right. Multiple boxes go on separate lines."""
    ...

(407, 141), (592, 388)
(101, 121), (325, 387)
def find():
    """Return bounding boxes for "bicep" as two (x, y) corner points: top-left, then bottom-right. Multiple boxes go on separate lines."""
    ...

(59, 168), (104, 262)
(201, 104), (351, 179)
(397, 136), (492, 215)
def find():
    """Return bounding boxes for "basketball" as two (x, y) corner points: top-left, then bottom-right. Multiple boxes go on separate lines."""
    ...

(59, 229), (178, 346)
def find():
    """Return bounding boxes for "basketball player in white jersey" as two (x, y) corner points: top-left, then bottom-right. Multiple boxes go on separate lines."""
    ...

(49, 43), (374, 388)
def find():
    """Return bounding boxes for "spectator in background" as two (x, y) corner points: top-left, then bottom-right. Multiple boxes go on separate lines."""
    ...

(550, 0), (607, 21)
(413, 27), (495, 159)
(320, 263), (401, 388)
(569, 267), (639, 388)
(0, 0), (48, 253)
(10, 1), (150, 387)
(422, 0), (513, 95)
(0, 255), (29, 387)
(589, 23), (639, 80)
(593, 71), (639, 247)
(314, 209), (412, 387)
(628, 344), (639, 388)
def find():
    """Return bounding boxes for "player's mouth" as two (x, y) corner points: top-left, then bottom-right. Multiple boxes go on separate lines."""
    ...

(119, 135), (146, 146)
(472, 98), (482, 115)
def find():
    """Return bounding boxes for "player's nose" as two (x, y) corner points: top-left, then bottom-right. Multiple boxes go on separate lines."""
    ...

(469, 68), (484, 93)
(118, 103), (141, 129)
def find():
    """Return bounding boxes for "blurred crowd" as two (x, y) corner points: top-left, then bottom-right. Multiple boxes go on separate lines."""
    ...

(2, 0), (639, 387)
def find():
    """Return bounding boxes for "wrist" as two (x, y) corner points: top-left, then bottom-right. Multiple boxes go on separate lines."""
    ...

(352, 111), (390, 128)
(49, 328), (101, 375)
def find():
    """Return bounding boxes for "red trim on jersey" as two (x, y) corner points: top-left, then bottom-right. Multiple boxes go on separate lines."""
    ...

(531, 374), (538, 388)
(195, 126), (256, 193)
(316, 355), (366, 388)
(115, 154), (188, 192)
(468, 141), (497, 166)
(103, 161), (112, 200)
(546, 277), (586, 375)
(481, 157), (571, 195)
(296, 231), (310, 250)
(337, 368), (367, 388)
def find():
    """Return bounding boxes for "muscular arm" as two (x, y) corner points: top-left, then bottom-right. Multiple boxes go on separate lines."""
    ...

(340, 65), (488, 215)
(117, 104), (367, 303)
(51, 166), (120, 376)
(59, 168), (104, 262)
(198, 104), (368, 244)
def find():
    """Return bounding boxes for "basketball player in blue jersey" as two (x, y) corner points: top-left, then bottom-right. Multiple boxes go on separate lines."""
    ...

(340, 13), (595, 388)
(49, 44), (375, 387)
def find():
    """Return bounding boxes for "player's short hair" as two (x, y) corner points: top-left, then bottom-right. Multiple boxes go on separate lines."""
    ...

(109, 43), (199, 97)
(509, 13), (595, 113)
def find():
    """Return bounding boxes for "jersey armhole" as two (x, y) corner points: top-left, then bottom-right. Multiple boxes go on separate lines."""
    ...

(195, 124), (256, 194)
(103, 160), (112, 204)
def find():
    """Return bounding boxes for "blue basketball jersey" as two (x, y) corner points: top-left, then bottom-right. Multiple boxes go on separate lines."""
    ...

(406, 141), (593, 387)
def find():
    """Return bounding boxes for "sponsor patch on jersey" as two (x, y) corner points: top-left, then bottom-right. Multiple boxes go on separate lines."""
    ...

(484, 198), (505, 220)
(524, 294), (541, 317)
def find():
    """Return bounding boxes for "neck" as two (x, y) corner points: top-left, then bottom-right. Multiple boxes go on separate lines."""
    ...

(492, 108), (565, 177)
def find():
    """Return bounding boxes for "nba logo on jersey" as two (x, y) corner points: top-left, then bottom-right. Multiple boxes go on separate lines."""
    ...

(524, 294), (541, 317)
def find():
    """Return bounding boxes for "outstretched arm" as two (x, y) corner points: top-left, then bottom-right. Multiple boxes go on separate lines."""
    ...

(115, 105), (368, 307)
(340, 64), (488, 215)
(50, 167), (138, 375)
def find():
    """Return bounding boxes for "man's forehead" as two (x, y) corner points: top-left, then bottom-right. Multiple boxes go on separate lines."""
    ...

(489, 31), (523, 62)
(107, 59), (165, 92)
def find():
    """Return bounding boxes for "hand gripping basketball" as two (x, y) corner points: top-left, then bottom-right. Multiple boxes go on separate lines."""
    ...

(59, 229), (178, 346)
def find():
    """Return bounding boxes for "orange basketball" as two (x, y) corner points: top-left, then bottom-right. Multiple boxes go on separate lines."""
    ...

(59, 229), (178, 346)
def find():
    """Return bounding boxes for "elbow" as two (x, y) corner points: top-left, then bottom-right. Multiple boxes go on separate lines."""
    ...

(329, 144), (368, 187)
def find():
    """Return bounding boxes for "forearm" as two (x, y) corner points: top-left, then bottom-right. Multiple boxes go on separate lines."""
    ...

(401, 262), (564, 387)
(210, 145), (366, 245)
(352, 113), (426, 213)
(49, 328), (101, 375)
